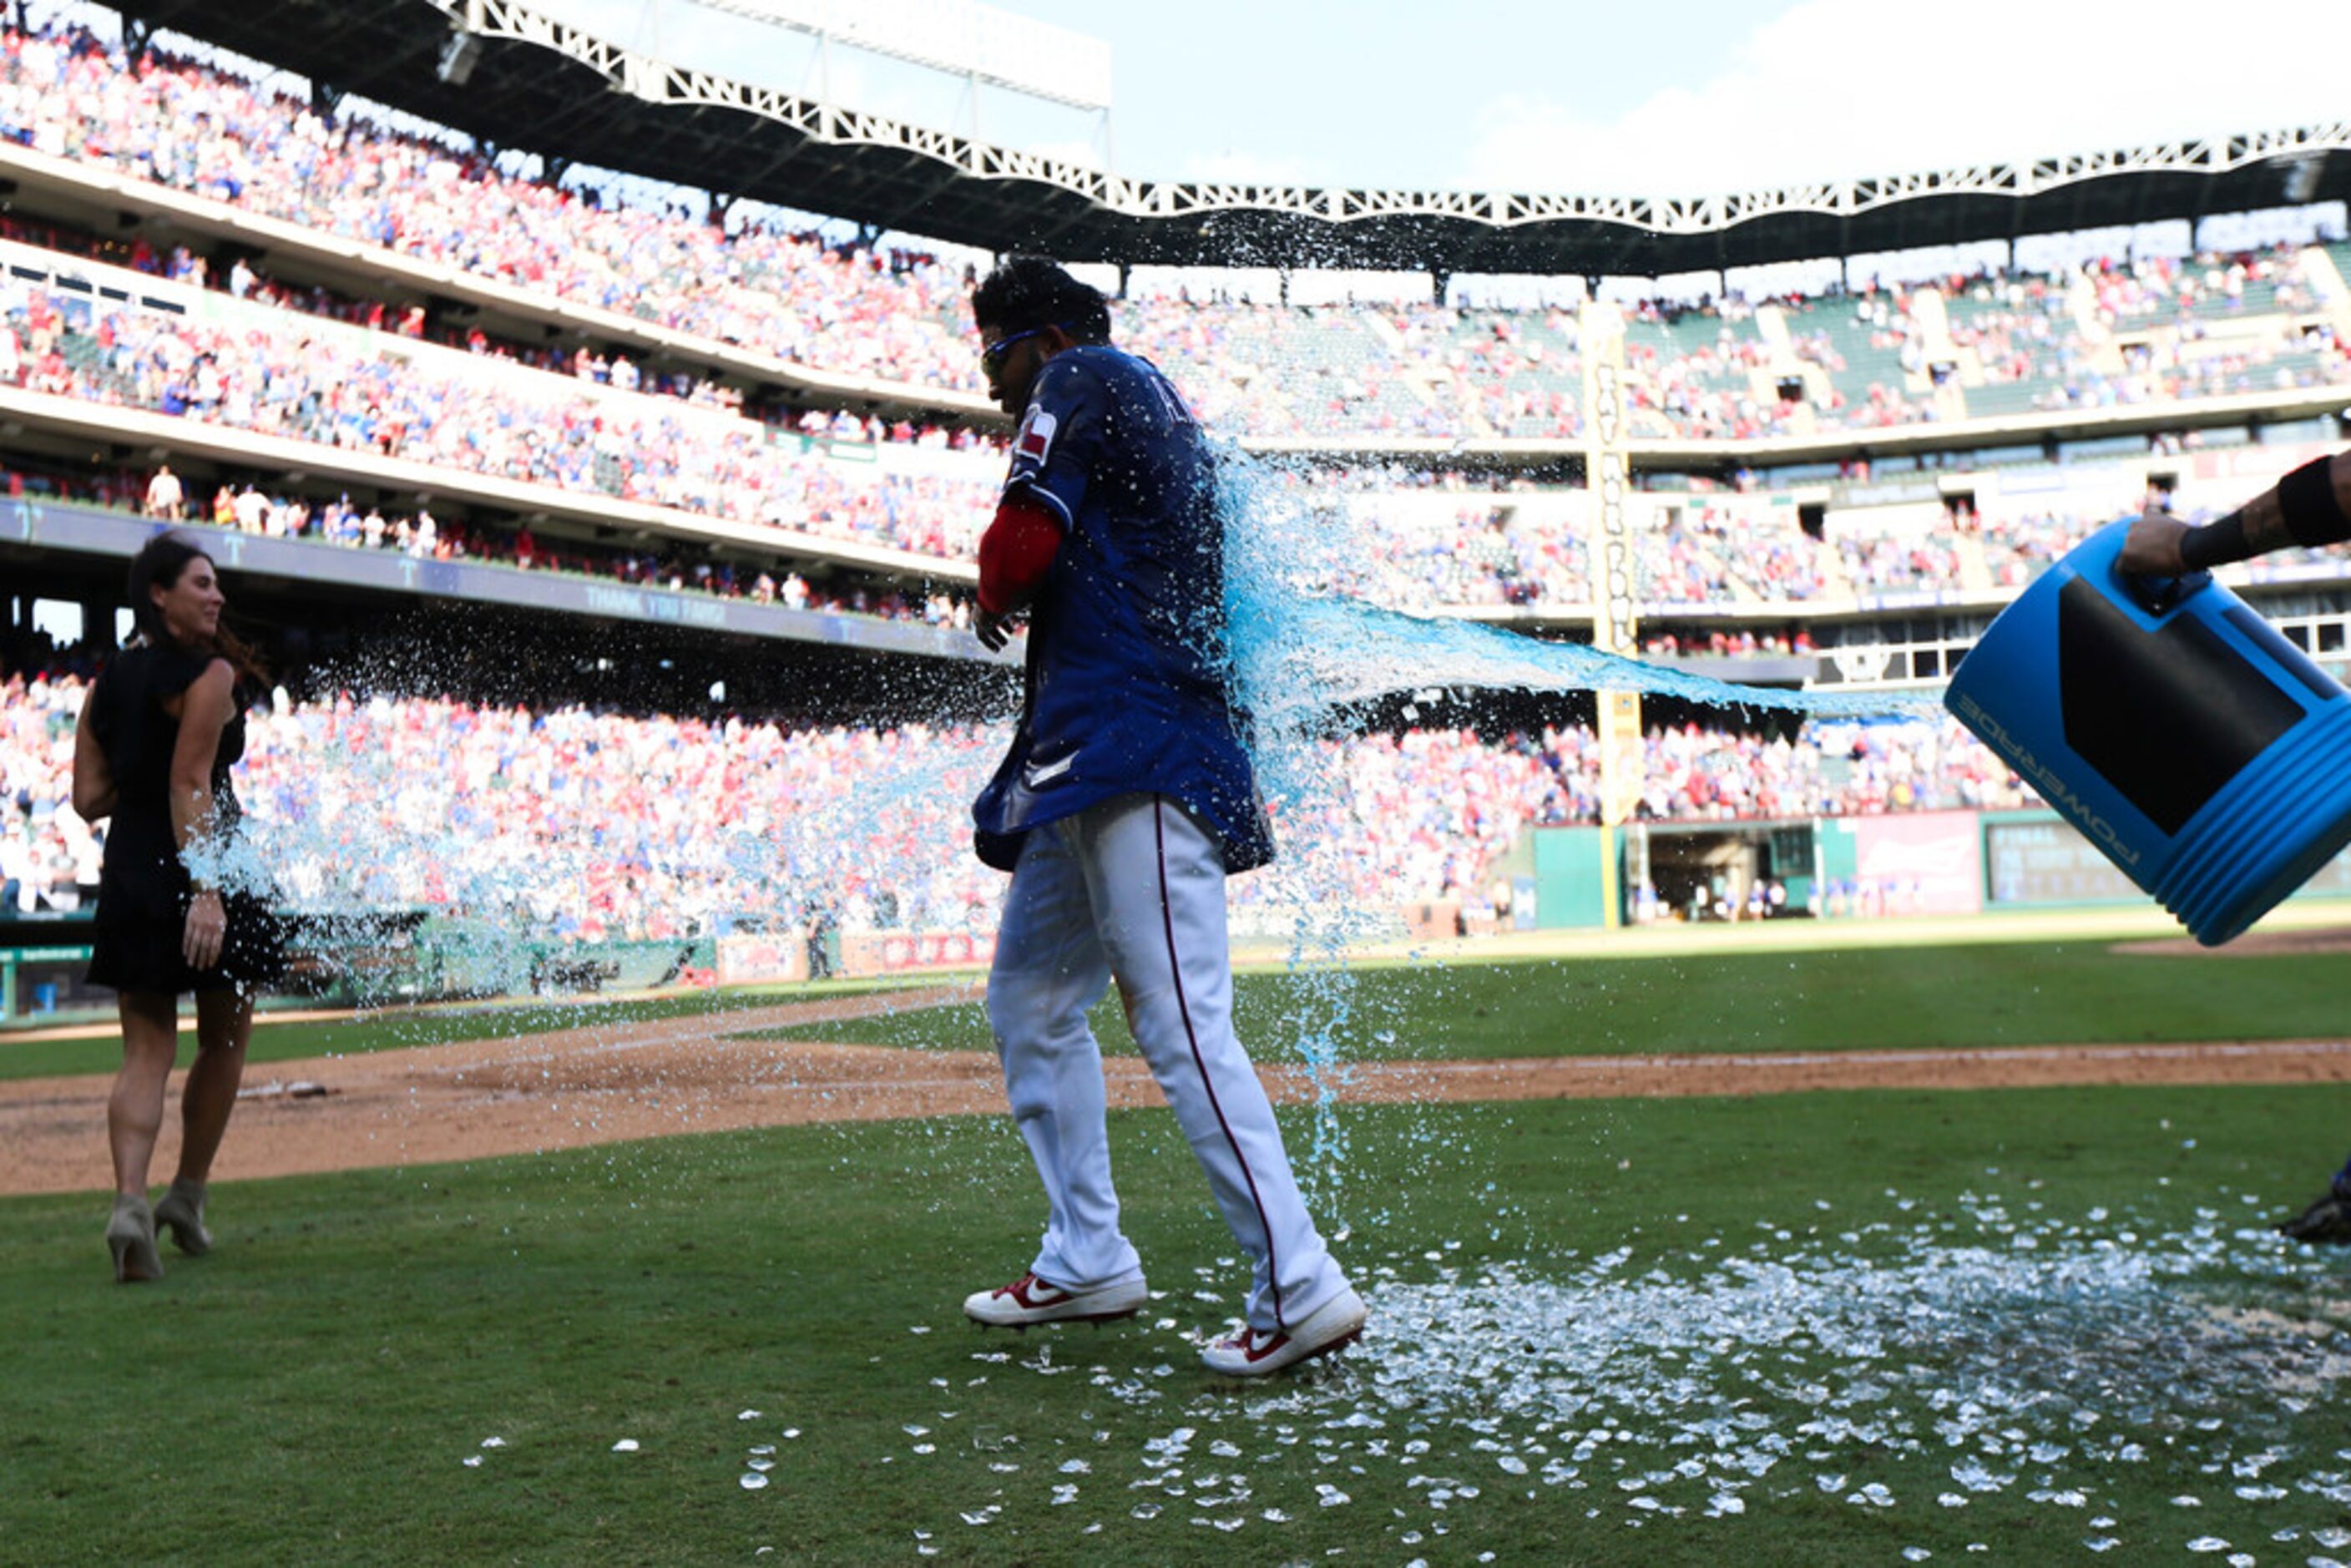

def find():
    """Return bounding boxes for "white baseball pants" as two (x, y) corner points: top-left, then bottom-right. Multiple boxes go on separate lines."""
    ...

(985, 792), (1351, 1333)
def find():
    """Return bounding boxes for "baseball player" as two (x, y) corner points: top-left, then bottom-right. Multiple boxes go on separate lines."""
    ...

(957, 256), (1366, 1374)
(2121, 447), (2351, 1243)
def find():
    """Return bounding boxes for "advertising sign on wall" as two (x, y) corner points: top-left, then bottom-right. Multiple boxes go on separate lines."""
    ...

(839, 930), (997, 977)
(1984, 810), (2351, 908)
(1845, 811), (1984, 916)
(715, 933), (811, 986)
(1983, 815), (2143, 906)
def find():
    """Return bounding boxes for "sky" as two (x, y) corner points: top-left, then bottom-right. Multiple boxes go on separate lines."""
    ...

(122, 0), (2343, 305)
(500, 0), (2351, 301)
(563, 0), (2351, 199)
(996, 0), (2351, 196)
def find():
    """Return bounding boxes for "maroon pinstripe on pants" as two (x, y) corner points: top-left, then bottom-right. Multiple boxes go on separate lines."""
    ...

(1152, 794), (1285, 1329)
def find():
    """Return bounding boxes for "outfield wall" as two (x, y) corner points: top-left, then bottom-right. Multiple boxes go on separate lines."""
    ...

(1531, 811), (2351, 928)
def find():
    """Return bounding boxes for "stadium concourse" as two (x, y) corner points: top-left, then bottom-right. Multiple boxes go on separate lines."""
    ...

(4, 13), (2351, 1002)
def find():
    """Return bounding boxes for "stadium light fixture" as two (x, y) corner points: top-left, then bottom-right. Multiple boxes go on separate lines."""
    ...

(2283, 153), (2325, 204)
(437, 29), (483, 86)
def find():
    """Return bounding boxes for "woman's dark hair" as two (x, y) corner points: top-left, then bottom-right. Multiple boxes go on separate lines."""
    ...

(971, 256), (1113, 344)
(126, 529), (269, 685)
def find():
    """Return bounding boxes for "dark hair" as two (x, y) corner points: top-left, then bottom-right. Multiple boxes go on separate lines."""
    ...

(971, 256), (1113, 345)
(126, 529), (269, 685)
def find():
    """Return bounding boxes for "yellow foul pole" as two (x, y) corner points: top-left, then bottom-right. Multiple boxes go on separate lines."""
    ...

(1580, 301), (1640, 928)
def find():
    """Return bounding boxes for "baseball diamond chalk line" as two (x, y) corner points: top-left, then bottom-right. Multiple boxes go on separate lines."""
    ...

(0, 1001), (2343, 1196)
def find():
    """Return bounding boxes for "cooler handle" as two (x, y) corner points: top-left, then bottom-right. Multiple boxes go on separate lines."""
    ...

(2121, 568), (2211, 617)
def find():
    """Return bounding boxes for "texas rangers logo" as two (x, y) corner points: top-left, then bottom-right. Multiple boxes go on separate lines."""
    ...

(1014, 406), (1058, 468)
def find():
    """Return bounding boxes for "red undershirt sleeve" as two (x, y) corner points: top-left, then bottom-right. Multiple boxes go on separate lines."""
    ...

(977, 489), (1067, 615)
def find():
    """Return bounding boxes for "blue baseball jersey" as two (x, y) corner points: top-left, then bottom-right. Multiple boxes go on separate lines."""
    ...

(972, 345), (1274, 875)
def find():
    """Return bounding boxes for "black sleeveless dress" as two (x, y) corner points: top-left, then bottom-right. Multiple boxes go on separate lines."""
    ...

(83, 639), (287, 994)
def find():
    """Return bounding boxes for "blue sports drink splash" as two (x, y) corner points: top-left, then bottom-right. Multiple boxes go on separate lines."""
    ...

(1212, 450), (1941, 738)
(1207, 448), (1942, 1206)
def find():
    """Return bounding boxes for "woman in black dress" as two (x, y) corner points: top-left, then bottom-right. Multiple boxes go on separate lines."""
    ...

(72, 533), (284, 1282)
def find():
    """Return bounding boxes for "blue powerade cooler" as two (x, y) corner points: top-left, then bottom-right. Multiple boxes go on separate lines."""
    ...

(1945, 517), (2351, 945)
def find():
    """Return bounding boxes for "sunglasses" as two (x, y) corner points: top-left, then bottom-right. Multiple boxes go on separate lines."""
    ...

(979, 325), (1063, 370)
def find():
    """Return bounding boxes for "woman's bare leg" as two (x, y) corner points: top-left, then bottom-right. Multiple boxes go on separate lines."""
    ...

(176, 988), (254, 1185)
(109, 991), (180, 1197)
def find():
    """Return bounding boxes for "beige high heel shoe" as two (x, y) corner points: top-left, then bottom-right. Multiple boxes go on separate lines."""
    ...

(154, 1179), (212, 1257)
(106, 1193), (164, 1283)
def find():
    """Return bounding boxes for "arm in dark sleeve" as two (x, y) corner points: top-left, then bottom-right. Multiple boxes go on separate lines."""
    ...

(999, 353), (1110, 529)
(2182, 450), (2351, 569)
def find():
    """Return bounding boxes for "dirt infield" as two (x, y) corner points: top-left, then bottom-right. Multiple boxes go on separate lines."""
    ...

(4, 984), (2348, 1197)
(2111, 924), (2351, 959)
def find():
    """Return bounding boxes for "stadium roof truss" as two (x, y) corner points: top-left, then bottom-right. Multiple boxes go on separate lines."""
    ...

(121, 0), (2351, 274)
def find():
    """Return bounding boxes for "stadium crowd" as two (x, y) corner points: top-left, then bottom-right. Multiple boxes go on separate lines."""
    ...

(3, 666), (2035, 931)
(1946, 251), (2350, 415)
(0, 452), (964, 627)
(0, 31), (2338, 943)
(0, 18), (2338, 624)
(0, 209), (1004, 455)
(0, 264), (1996, 615)
(26, 410), (2351, 640)
(0, 278), (999, 559)
(4, 20), (2341, 452)
(144, 465), (972, 625)
(36, 440), (2351, 645)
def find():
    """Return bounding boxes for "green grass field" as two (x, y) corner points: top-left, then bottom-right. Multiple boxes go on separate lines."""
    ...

(0, 976), (947, 1084)
(766, 939), (2351, 1062)
(8, 933), (2346, 1084)
(5, 1086), (2349, 1562)
(6, 937), (2351, 1562)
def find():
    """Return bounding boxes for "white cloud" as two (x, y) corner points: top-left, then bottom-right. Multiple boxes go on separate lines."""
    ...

(1461, 0), (2351, 197)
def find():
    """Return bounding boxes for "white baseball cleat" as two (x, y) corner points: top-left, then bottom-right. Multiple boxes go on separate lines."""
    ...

(1201, 1286), (1368, 1377)
(963, 1271), (1149, 1328)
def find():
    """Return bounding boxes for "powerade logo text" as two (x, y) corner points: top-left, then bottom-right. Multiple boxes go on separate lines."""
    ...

(1952, 692), (2144, 868)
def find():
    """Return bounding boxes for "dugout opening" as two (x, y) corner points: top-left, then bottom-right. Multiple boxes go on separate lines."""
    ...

(1625, 820), (1816, 923)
